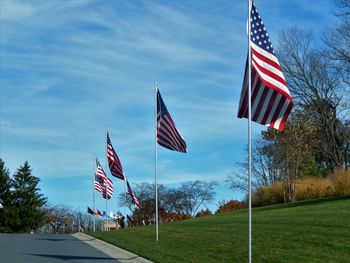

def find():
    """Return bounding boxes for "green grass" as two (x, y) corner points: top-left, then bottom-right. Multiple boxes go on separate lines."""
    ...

(88, 197), (350, 262)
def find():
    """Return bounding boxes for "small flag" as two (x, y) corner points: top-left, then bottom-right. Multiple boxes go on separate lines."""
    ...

(87, 207), (94, 215)
(127, 214), (133, 223)
(96, 210), (102, 217)
(157, 89), (187, 153)
(109, 211), (114, 218)
(237, 1), (293, 131)
(102, 178), (114, 200)
(126, 180), (140, 209)
(107, 131), (125, 181)
(114, 213), (121, 220)
(102, 211), (107, 217)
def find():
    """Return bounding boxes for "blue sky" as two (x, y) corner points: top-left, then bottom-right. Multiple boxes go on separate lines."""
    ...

(0, 0), (336, 213)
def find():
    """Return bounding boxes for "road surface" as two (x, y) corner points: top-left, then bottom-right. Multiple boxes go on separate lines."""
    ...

(0, 233), (152, 263)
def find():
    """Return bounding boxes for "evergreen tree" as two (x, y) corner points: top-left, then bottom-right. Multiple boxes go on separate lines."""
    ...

(10, 161), (47, 232)
(0, 159), (12, 232)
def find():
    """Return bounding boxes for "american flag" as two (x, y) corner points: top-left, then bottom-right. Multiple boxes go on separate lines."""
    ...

(107, 131), (125, 181)
(102, 178), (114, 200)
(126, 180), (140, 208)
(95, 159), (107, 193)
(238, 2), (293, 131)
(157, 89), (187, 153)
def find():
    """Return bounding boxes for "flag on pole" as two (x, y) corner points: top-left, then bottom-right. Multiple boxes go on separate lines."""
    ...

(237, 1), (293, 131)
(127, 214), (133, 223)
(87, 207), (94, 215)
(107, 131), (125, 180)
(102, 178), (114, 200)
(157, 89), (187, 153)
(126, 180), (140, 208)
(96, 210), (102, 217)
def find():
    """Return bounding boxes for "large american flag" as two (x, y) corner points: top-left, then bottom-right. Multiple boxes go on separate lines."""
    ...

(157, 89), (187, 153)
(238, 2), (293, 131)
(107, 131), (125, 181)
(126, 180), (140, 208)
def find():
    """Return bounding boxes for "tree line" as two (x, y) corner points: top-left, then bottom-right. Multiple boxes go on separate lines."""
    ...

(227, 0), (350, 205)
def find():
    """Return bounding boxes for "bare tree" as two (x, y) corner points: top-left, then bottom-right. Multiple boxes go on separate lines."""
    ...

(179, 181), (217, 217)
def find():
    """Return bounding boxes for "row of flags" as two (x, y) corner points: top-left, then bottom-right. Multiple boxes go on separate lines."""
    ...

(87, 207), (123, 220)
(93, 130), (140, 209)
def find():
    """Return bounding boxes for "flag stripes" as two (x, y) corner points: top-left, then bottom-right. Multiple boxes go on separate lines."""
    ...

(126, 180), (140, 208)
(157, 89), (187, 153)
(107, 131), (125, 180)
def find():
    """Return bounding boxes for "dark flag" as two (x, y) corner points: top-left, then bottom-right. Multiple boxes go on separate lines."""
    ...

(157, 89), (187, 153)
(107, 131), (125, 180)
(126, 180), (140, 209)
(237, 2), (293, 131)
(87, 207), (94, 215)
(96, 210), (102, 217)
(127, 214), (133, 223)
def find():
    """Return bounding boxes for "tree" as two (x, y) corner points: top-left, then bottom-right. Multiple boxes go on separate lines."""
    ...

(179, 180), (217, 217)
(278, 28), (349, 171)
(0, 159), (12, 232)
(10, 161), (47, 232)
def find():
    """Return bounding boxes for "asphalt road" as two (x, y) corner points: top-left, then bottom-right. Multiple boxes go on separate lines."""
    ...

(0, 233), (122, 263)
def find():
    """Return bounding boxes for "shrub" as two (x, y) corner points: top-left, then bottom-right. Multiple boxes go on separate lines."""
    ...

(295, 178), (333, 201)
(331, 168), (350, 196)
(216, 200), (247, 213)
(252, 182), (285, 206)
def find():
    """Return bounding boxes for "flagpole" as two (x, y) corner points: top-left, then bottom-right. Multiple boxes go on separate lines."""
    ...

(93, 156), (96, 232)
(105, 126), (108, 230)
(248, 1), (252, 263)
(124, 176), (128, 228)
(154, 82), (159, 242)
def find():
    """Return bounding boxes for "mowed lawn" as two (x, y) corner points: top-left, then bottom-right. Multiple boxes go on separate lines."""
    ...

(88, 197), (350, 263)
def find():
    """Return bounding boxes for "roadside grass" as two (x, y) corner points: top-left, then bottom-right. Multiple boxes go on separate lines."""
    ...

(88, 197), (350, 262)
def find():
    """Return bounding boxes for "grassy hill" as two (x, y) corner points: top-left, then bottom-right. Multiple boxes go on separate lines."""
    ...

(88, 197), (350, 262)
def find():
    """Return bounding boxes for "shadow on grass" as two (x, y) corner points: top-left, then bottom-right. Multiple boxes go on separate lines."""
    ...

(29, 253), (139, 261)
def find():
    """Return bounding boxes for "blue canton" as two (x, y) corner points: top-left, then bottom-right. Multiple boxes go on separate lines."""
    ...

(250, 3), (274, 54)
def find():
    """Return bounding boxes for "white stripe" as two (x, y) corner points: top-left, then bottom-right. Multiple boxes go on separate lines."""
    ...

(273, 99), (290, 130)
(256, 88), (274, 124)
(265, 93), (282, 125)
(251, 81), (265, 116)
(251, 42), (280, 66)
(252, 60), (291, 97)
(252, 52), (286, 82)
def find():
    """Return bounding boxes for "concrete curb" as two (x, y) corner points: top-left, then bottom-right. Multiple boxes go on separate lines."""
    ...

(72, 232), (153, 263)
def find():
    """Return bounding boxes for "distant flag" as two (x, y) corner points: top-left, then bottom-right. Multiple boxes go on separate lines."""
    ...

(114, 213), (121, 220)
(102, 178), (114, 200)
(107, 131), (125, 181)
(87, 207), (94, 215)
(95, 159), (107, 183)
(0, 198), (3, 209)
(96, 210), (102, 217)
(102, 211), (107, 218)
(157, 89), (187, 153)
(127, 214), (133, 223)
(94, 174), (104, 193)
(126, 180), (140, 209)
(109, 211), (114, 218)
(237, 1), (293, 131)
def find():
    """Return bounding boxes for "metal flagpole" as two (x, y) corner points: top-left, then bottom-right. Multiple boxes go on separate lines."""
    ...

(124, 176), (128, 228)
(93, 156), (96, 232)
(248, 1), (252, 263)
(154, 82), (159, 242)
(105, 126), (108, 230)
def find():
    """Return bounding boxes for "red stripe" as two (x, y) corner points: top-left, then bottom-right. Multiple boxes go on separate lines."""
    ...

(252, 57), (287, 87)
(252, 48), (282, 72)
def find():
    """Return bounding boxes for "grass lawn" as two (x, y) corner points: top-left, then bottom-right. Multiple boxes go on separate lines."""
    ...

(88, 197), (350, 262)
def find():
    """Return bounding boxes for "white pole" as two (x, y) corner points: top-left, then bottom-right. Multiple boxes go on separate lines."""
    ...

(154, 83), (159, 242)
(124, 176), (128, 228)
(93, 157), (96, 232)
(248, 1), (252, 263)
(105, 126), (108, 230)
